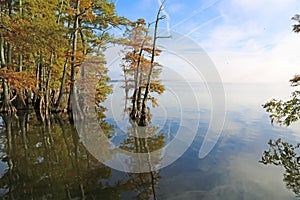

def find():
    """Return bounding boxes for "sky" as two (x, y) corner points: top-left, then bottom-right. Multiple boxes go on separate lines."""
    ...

(112, 0), (300, 83)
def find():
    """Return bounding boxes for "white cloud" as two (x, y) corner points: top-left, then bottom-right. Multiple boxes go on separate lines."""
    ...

(137, 0), (154, 10)
(168, 2), (185, 14)
(114, 0), (300, 83)
(201, 0), (299, 51)
(230, 0), (297, 12)
(201, 22), (262, 51)
(209, 33), (300, 83)
(189, 0), (300, 83)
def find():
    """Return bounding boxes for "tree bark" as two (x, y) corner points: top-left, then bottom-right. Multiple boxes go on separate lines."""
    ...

(55, 7), (70, 113)
(25, 90), (33, 109)
(45, 53), (54, 120)
(1, 80), (16, 114)
(130, 25), (150, 121)
(139, 3), (164, 126)
(54, 59), (68, 112)
(0, 34), (5, 67)
(130, 41), (145, 120)
(0, 34), (16, 114)
(67, 0), (83, 120)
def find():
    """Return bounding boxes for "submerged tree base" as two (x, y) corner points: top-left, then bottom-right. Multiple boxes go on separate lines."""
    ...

(0, 101), (17, 115)
(138, 114), (148, 127)
(129, 111), (150, 127)
(130, 109), (140, 121)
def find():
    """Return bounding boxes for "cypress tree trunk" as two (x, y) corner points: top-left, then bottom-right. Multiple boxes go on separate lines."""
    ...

(139, 4), (163, 126)
(25, 90), (33, 109)
(14, 94), (26, 110)
(123, 65), (129, 118)
(0, 35), (16, 114)
(130, 24), (151, 121)
(45, 53), (54, 120)
(34, 52), (46, 122)
(137, 71), (144, 112)
(1, 80), (16, 114)
(14, 53), (27, 110)
(54, 3), (70, 113)
(67, 0), (83, 120)
(54, 58), (68, 112)
(130, 41), (145, 120)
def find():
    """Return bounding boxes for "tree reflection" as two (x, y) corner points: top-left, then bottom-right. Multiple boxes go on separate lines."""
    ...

(119, 71), (165, 197)
(0, 41), (166, 199)
(120, 122), (164, 200)
(118, 28), (167, 197)
(260, 138), (300, 196)
(0, 107), (165, 199)
(0, 111), (134, 199)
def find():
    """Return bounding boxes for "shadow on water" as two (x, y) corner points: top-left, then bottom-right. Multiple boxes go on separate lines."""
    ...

(0, 110), (163, 199)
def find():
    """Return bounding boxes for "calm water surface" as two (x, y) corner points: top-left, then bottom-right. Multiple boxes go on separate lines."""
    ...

(0, 83), (299, 199)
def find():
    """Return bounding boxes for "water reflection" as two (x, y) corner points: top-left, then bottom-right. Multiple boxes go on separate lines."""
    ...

(0, 112), (113, 199)
(0, 83), (298, 199)
(117, 61), (165, 198)
(260, 138), (300, 197)
(0, 97), (165, 199)
(0, 110), (162, 199)
(119, 123), (164, 199)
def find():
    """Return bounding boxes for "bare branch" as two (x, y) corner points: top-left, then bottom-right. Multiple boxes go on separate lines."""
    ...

(9, 95), (17, 103)
(156, 35), (171, 39)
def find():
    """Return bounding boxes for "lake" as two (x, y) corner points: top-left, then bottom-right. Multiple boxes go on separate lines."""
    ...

(0, 82), (299, 199)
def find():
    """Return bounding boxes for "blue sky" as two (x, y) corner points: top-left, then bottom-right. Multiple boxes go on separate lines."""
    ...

(113, 0), (300, 83)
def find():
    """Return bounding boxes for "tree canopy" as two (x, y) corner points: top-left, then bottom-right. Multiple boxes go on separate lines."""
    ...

(0, 0), (128, 120)
(263, 14), (300, 127)
(261, 14), (300, 197)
